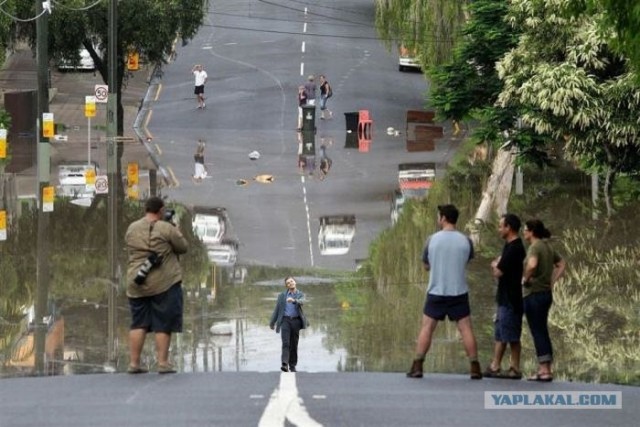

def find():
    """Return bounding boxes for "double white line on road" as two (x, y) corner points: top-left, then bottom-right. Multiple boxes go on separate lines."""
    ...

(258, 373), (323, 427)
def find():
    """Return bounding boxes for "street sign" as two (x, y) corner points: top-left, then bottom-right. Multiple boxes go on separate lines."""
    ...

(0, 128), (6, 158)
(85, 96), (96, 118)
(85, 168), (96, 185)
(95, 175), (109, 194)
(127, 51), (139, 71)
(42, 113), (54, 138)
(94, 84), (109, 103)
(0, 210), (6, 241)
(42, 186), (55, 212)
(127, 162), (139, 185)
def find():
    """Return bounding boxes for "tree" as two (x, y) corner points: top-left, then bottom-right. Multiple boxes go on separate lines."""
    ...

(598, 0), (640, 72)
(497, 0), (640, 215)
(375, 0), (469, 70)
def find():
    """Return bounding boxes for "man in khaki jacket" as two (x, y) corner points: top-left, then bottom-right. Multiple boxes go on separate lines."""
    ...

(125, 197), (188, 374)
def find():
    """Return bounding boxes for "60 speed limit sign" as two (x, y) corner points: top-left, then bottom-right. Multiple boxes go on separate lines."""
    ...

(94, 84), (109, 103)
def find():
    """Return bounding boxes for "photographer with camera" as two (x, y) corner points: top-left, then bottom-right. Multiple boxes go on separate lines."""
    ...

(125, 196), (188, 374)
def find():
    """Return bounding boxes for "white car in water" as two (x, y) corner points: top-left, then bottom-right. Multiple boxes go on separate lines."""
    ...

(192, 208), (226, 245)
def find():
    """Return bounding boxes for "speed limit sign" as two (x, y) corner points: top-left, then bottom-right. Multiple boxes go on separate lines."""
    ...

(95, 175), (109, 194)
(94, 84), (109, 103)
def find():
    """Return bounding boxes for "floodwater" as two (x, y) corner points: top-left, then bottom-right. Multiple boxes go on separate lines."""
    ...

(0, 166), (638, 386)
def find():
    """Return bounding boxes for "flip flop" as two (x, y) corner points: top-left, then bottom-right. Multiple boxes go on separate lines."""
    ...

(483, 366), (502, 378)
(527, 373), (553, 382)
(127, 366), (149, 374)
(504, 367), (523, 380)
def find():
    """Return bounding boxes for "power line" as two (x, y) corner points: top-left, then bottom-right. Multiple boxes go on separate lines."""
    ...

(51, 0), (104, 12)
(0, 1), (49, 22)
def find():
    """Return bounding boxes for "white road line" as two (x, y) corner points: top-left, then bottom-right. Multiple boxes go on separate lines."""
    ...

(301, 41), (305, 53)
(300, 62), (304, 76)
(303, 22), (307, 33)
(301, 176), (314, 266)
(258, 373), (323, 427)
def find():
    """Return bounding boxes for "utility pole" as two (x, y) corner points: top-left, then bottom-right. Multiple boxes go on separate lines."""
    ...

(106, 0), (119, 366)
(34, 0), (51, 375)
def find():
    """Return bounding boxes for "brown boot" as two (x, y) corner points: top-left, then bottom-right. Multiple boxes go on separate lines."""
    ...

(470, 361), (482, 380)
(406, 359), (424, 378)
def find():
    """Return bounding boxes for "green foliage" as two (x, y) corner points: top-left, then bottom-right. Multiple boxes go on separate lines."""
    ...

(428, 0), (519, 122)
(497, 0), (640, 178)
(551, 228), (640, 385)
(375, 0), (469, 69)
(598, 0), (640, 74)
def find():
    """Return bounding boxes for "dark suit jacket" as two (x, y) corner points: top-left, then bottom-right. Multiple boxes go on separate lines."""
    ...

(269, 289), (308, 333)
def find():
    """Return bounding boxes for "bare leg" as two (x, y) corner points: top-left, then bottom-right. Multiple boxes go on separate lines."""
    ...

(490, 341), (507, 371)
(155, 332), (172, 366)
(509, 342), (521, 371)
(415, 315), (439, 356)
(456, 316), (478, 359)
(129, 328), (147, 367)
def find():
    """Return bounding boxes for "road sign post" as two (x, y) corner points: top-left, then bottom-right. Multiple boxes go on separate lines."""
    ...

(85, 96), (96, 165)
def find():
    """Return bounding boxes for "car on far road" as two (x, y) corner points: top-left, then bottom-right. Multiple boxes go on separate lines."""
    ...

(398, 46), (421, 72)
(192, 207), (226, 245)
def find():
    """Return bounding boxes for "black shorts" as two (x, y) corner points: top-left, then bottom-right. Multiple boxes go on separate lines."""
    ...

(129, 282), (183, 333)
(194, 85), (204, 95)
(423, 293), (471, 321)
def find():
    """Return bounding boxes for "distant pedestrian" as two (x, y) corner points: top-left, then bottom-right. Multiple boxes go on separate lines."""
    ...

(318, 140), (332, 180)
(406, 204), (483, 380)
(319, 75), (333, 120)
(192, 140), (207, 182)
(192, 64), (208, 109)
(522, 219), (566, 382)
(270, 276), (308, 372)
(297, 85), (307, 131)
(304, 75), (316, 106)
(484, 214), (526, 379)
(125, 197), (188, 374)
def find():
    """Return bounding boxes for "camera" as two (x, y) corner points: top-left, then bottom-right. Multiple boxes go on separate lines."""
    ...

(163, 209), (176, 224)
(134, 252), (163, 285)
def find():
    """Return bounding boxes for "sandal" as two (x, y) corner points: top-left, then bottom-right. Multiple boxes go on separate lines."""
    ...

(483, 365), (502, 378)
(504, 367), (523, 380)
(127, 366), (149, 374)
(527, 372), (553, 382)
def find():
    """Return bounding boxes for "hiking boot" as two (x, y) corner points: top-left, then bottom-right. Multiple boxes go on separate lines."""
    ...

(470, 361), (482, 380)
(406, 359), (424, 378)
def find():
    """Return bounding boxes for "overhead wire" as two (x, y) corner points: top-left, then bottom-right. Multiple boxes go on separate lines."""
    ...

(0, 2), (48, 22)
(51, 0), (104, 12)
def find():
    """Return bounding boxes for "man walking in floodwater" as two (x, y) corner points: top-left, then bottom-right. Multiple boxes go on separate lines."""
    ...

(406, 204), (483, 380)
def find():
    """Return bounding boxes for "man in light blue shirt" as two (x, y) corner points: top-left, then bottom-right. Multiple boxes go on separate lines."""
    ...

(407, 204), (482, 380)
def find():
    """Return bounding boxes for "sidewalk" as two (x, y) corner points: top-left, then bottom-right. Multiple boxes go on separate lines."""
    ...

(0, 47), (154, 197)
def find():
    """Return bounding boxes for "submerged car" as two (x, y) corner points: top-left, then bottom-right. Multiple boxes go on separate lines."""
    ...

(192, 208), (226, 245)
(318, 215), (356, 256)
(206, 239), (239, 267)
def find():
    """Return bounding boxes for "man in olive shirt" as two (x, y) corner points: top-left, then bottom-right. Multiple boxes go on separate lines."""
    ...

(125, 197), (188, 374)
